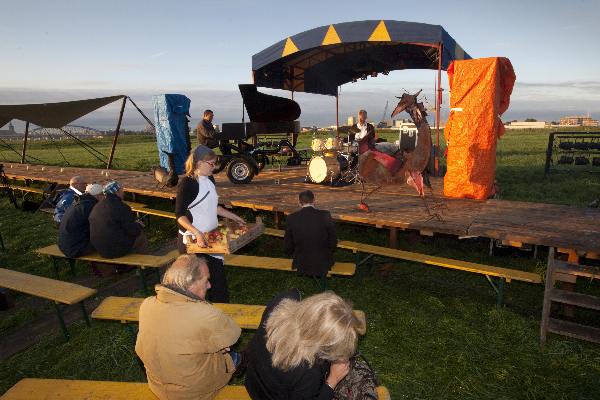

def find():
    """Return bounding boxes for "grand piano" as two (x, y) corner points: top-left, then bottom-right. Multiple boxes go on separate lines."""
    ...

(214, 84), (305, 184)
(218, 84), (301, 142)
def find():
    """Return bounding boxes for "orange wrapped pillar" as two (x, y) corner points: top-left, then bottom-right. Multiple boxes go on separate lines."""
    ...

(443, 57), (515, 199)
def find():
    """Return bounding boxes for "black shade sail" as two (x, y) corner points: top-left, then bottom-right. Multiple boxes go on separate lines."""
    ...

(0, 95), (126, 128)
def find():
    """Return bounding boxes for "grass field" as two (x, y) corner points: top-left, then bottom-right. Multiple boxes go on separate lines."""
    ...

(1, 128), (600, 399)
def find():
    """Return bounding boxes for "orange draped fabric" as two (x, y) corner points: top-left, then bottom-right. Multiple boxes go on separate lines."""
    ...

(443, 57), (515, 200)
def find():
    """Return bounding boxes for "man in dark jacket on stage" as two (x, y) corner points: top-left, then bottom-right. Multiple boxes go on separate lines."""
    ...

(89, 181), (147, 258)
(284, 190), (337, 278)
(196, 109), (219, 148)
(58, 183), (103, 258)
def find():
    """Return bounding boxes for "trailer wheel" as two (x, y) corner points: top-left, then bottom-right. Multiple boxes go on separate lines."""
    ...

(227, 159), (255, 184)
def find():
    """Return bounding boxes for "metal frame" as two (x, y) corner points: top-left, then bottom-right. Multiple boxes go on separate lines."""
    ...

(544, 131), (600, 176)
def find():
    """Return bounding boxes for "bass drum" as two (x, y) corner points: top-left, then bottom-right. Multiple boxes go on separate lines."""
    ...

(308, 155), (348, 184)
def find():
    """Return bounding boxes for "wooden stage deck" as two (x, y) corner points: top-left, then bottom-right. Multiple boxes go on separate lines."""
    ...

(3, 163), (599, 254)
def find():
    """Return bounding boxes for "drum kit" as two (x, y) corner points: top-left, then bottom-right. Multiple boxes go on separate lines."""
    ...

(307, 135), (360, 185)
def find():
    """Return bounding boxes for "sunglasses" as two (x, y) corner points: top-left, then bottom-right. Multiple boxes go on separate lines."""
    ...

(202, 160), (217, 167)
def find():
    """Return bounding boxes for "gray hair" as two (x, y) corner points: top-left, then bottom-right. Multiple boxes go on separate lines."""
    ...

(161, 255), (206, 293)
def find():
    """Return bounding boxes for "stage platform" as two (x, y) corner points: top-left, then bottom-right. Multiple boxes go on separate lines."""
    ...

(3, 163), (599, 254)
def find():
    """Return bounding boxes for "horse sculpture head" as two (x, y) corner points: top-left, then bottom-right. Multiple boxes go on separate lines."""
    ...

(390, 89), (422, 118)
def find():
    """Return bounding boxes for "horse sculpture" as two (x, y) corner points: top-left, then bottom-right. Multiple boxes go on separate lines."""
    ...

(358, 89), (432, 197)
(356, 90), (447, 221)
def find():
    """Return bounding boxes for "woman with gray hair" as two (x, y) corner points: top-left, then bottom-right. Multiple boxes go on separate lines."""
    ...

(245, 289), (362, 399)
(136, 254), (241, 400)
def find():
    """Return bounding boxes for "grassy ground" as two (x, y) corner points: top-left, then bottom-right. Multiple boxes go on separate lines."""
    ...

(1, 128), (600, 399)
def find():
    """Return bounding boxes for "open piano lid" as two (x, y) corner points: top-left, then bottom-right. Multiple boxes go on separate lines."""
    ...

(239, 84), (300, 122)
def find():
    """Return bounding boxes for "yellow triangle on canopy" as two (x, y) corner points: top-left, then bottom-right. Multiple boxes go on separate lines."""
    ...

(282, 37), (299, 57)
(368, 20), (391, 42)
(322, 25), (342, 45)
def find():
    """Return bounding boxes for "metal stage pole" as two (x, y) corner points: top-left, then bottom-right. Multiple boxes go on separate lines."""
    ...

(21, 121), (29, 164)
(435, 43), (443, 176)
(336, 94), (339, 130)
(107, 97), (127, 170)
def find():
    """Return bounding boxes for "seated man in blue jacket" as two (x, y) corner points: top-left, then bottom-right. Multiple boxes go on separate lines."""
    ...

(53, 175), (87, 226)
(58, 183), (104, 258)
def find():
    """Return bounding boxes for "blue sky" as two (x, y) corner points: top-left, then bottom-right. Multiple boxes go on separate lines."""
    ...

(1, 0), (599, 129)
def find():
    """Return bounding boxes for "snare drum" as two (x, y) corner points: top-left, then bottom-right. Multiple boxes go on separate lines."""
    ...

(308, 155), (349, 184)
(324, 136), (341, 151)
(311, 138), (326, 152)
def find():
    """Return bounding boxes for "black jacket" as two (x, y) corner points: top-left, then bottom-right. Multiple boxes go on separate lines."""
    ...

(284, 206), (337, 277)
(245, 289), (334, 400)
(58, 193), (98, 258)
(89, 194), (142, 258)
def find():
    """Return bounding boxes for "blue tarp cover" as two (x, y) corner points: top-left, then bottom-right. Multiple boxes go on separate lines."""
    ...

(252, 20), (471, 96)
(153, 94), (191, 175)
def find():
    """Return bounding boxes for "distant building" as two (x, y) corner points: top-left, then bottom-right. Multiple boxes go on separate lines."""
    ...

(347, 116), (355, 126)
(559, 115), (599, 127)
(505, 121), (547, 129)
(0, 122), (21, 139)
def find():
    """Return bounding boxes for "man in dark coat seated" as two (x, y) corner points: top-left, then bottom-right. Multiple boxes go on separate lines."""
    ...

(89, 181), (147, 258)
(58, 183), (104, 258)
(284, 190), (337, 279)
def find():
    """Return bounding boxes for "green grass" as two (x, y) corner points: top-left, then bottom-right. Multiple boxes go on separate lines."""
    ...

(1, 129), (600, 399)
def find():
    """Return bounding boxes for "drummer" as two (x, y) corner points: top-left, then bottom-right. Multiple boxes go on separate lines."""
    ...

(175, 144), (246, 303)
(351, 109), (376, 154)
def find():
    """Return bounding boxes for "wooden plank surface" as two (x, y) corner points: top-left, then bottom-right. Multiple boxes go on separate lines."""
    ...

(337, 241), (541, 283)
(91, 296), (366, 333)
(35, 245), (179, 269)
(0, 379), (391, 400)
(224, 254), (356, 276)
(5, 163), (599, 253)
(0, 268), (96, 305)
(91, 296), (265, 329)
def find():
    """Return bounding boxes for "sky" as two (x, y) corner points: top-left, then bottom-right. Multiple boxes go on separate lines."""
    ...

(1, 0), (600, 131)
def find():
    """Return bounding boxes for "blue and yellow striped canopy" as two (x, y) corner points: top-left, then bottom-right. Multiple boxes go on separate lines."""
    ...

(252, 20), (470, 96)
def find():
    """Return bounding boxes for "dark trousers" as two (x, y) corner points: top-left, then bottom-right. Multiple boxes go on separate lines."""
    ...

(178, 235), (229, 303)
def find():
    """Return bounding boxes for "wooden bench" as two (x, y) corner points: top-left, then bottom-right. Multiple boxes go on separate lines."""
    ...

(123, 201), (148, 212)
(1, 378), (392, 400)
(338, 240), (541, 307)
(7, 184), (45, 196)
(224, 254), (355, 277)
(92, 296), (367, 335)
(35, 245), (179, 293)
(0, 268), (96, 341)
(264, 227), (541, 306)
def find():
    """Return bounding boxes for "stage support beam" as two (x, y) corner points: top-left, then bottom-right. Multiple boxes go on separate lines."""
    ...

(107, 97), (127, 170)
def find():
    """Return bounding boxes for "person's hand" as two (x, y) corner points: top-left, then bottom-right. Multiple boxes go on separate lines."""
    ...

(326, 360), (350, 389)
(194, 230), (208, 247)
(231, 215), (246, 225)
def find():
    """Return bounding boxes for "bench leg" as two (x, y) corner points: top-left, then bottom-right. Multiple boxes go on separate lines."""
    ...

(68, 259), (76, 276)
(52, 257), (60, 279)
(485, 276), (505, 308)
(53, 302), (69, 341)
(79, 300), (91, 327)
(138, 267), (149, 294)
(0, 232), (4, 251)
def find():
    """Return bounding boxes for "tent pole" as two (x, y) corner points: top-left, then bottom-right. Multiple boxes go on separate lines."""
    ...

(107, 97), (127, 170)
(21, 121), (29, 164)
(435, 43), (443, 176)
(336, 94), (339, 130)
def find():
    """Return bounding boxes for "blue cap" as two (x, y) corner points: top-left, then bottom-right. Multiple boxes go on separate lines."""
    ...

(103, 180), (122, 195)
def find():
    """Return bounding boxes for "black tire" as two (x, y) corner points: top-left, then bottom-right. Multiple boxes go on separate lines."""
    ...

(227, 158), (255, 184)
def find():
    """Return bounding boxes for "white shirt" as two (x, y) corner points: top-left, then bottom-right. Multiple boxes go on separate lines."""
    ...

(355, 122), (369, 141)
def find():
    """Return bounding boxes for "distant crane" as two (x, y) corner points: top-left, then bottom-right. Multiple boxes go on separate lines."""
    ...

(377, 100), (389, 128)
